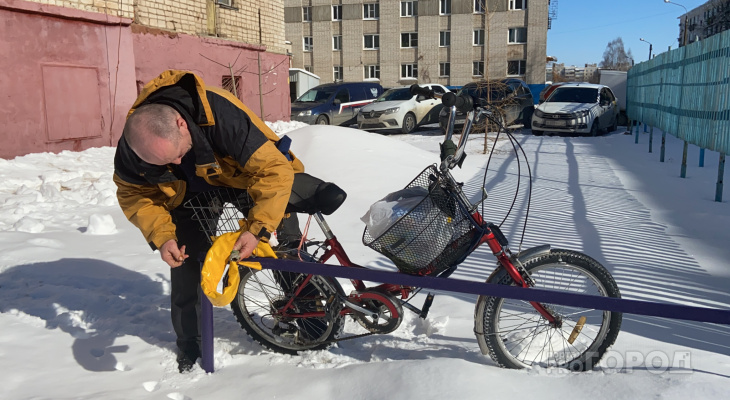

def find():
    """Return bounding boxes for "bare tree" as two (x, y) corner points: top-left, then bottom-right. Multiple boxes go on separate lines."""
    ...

(600, 37), (634, 71)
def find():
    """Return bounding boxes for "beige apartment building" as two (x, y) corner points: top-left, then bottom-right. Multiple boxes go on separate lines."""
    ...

(284, 0), (550, 87)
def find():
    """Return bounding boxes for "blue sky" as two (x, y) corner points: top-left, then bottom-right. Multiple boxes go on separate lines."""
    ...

(547, 0), (708, 66)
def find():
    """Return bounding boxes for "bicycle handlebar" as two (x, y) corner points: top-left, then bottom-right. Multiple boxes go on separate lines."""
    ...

(442, 92), (474, 114)
(409, 84), (502, 172)
(409, 84), (436, 99)
(409, 84), (475, 114)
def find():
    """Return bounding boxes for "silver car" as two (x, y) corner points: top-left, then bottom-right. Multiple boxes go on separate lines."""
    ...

(357, 84), (449, 134)
(531, 83), (619, 136)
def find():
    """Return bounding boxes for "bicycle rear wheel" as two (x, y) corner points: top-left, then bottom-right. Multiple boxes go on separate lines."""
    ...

(231, 267), (345, 355)
(475, 249), (621, 370)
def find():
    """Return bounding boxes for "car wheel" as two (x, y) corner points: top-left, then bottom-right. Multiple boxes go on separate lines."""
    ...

(401, 113), (416, 134)
(522, 106), (534, 128)
(588, 120), (599, 137)
(315, 115), (329, 125)
(609, 116), (618, 133)
(532, 129), (544, 136)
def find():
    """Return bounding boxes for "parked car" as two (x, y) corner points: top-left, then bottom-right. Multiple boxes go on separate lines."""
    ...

(291, 82), (383, 126)
(538, 82), (569, 104)
(357, 84), (450, 134)
(438, 78), (534, 133)
(531, 83), (619, 136)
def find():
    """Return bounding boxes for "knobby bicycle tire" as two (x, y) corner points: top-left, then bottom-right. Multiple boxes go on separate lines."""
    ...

(231, 267), (346, 355)
(474, 249), (622, 370)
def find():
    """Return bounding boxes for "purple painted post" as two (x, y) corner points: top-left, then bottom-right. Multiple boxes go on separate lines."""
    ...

(201, 292), (215, 373)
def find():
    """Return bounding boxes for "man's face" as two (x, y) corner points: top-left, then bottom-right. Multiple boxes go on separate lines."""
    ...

(140, 117), (193, 165)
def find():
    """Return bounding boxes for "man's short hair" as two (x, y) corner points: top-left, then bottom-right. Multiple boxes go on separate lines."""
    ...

(123, 104), (180, 152)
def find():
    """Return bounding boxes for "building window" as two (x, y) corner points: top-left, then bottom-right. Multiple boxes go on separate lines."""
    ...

(401, 63), (418, 78)
(364, 34), (380, 49)
(439, 31), (450, 47)
(334, 66), (343, 82)
(507, 60), (526, 75)
(332, 5), (342, 21)
(333, 35), (342, 51)
(216, 0), (233, 7)
(303, 6), (311, 22)
(474, 0), (485, 13)
(474, 29), (485, 45)
(509, 0), (526, 10)
(473, 61), (484, 76)
(303, 36), (313, 52)
(508, 27), (527, 43)
(401, 1), (418, 17)
(439, 62), (450, 77)
(364, 3), (380, 19)
(401, 32), (418, 48)
(365, 65), (380, 79)
(440, 0), (451, 15)
(304, 66), (313, 73)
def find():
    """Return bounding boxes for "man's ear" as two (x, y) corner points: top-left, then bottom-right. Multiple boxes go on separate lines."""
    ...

(177, 116), (187, 129)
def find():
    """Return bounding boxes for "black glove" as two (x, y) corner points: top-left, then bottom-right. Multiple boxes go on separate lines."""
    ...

(439, 139), (457, 162)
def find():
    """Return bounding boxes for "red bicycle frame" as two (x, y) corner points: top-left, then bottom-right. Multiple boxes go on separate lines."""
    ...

(288, 211), (557, 325)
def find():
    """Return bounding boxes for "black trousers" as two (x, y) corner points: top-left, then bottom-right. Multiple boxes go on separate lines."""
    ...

(167, 172), (341, 355)
(169, 200), (208, 357)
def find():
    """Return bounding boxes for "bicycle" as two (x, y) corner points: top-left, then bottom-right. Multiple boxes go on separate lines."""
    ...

(185, 85), (622, 371)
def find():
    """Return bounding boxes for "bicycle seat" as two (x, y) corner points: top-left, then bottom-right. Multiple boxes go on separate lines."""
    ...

(286, 173), (347, 216)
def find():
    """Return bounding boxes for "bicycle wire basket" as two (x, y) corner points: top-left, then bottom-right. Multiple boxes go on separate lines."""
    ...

(183, 188), (254, 245)
(362, 165), (482, 276)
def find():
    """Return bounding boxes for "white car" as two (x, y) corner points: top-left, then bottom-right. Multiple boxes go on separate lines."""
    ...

(357, 84), (449, 134)
(531, 83), (619, 136)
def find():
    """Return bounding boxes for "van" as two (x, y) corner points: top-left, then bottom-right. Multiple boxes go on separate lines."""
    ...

(291, 82), (383, 126)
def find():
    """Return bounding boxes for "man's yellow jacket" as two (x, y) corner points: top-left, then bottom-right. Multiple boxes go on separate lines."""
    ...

(113, 70), (304, 250)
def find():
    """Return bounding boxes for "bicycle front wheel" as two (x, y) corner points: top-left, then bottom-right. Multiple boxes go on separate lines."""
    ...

(231, 268), (345, 355)
(475, 249), (622, 370)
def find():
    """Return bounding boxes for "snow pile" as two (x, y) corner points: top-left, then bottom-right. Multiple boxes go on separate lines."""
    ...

(0, 123), (729, 400)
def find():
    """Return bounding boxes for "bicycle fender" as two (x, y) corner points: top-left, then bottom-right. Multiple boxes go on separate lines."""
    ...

(485, 244), (551, 284)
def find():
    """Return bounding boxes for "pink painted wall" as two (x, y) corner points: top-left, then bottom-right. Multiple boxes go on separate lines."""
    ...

(0, 0), (138, 159)
(132, 28), (291, 122)
(0, 0), (290, 159)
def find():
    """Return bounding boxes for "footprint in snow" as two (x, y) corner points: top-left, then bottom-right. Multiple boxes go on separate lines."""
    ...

(167, 393), (191, 400)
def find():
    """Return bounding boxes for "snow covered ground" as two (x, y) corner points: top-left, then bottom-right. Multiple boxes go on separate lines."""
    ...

(1, 122), (729, 399)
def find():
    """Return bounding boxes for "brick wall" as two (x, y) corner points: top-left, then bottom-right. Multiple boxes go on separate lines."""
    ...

(25, 0), (287, 54)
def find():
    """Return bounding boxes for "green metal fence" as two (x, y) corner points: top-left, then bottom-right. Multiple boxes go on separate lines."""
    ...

(627, 29), (730, 155)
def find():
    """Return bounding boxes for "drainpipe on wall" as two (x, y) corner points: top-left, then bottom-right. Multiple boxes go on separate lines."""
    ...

(257, 8), (264, 120)
(206, 0), (217, 36)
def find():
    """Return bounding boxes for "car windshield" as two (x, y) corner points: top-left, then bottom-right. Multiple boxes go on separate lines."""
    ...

(547, 87), (598, 104)
(375, 88), (413, 102)
(295, 87), (336, 103)
(458, 84), (510, 101)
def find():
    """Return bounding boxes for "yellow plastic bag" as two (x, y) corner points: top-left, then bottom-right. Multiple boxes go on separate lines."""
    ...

(200, 232), (278, 307)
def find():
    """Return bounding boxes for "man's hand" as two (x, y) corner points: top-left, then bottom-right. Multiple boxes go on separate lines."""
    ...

(233, 231), (260, 259)
(161, 239), (189, 268)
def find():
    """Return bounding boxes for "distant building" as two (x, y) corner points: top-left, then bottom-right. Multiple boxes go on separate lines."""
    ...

(284, 0), (552, 87)
(676, 0), (730, 46)
(549, 63), (597, 83)
(546, 64), (553, 83)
